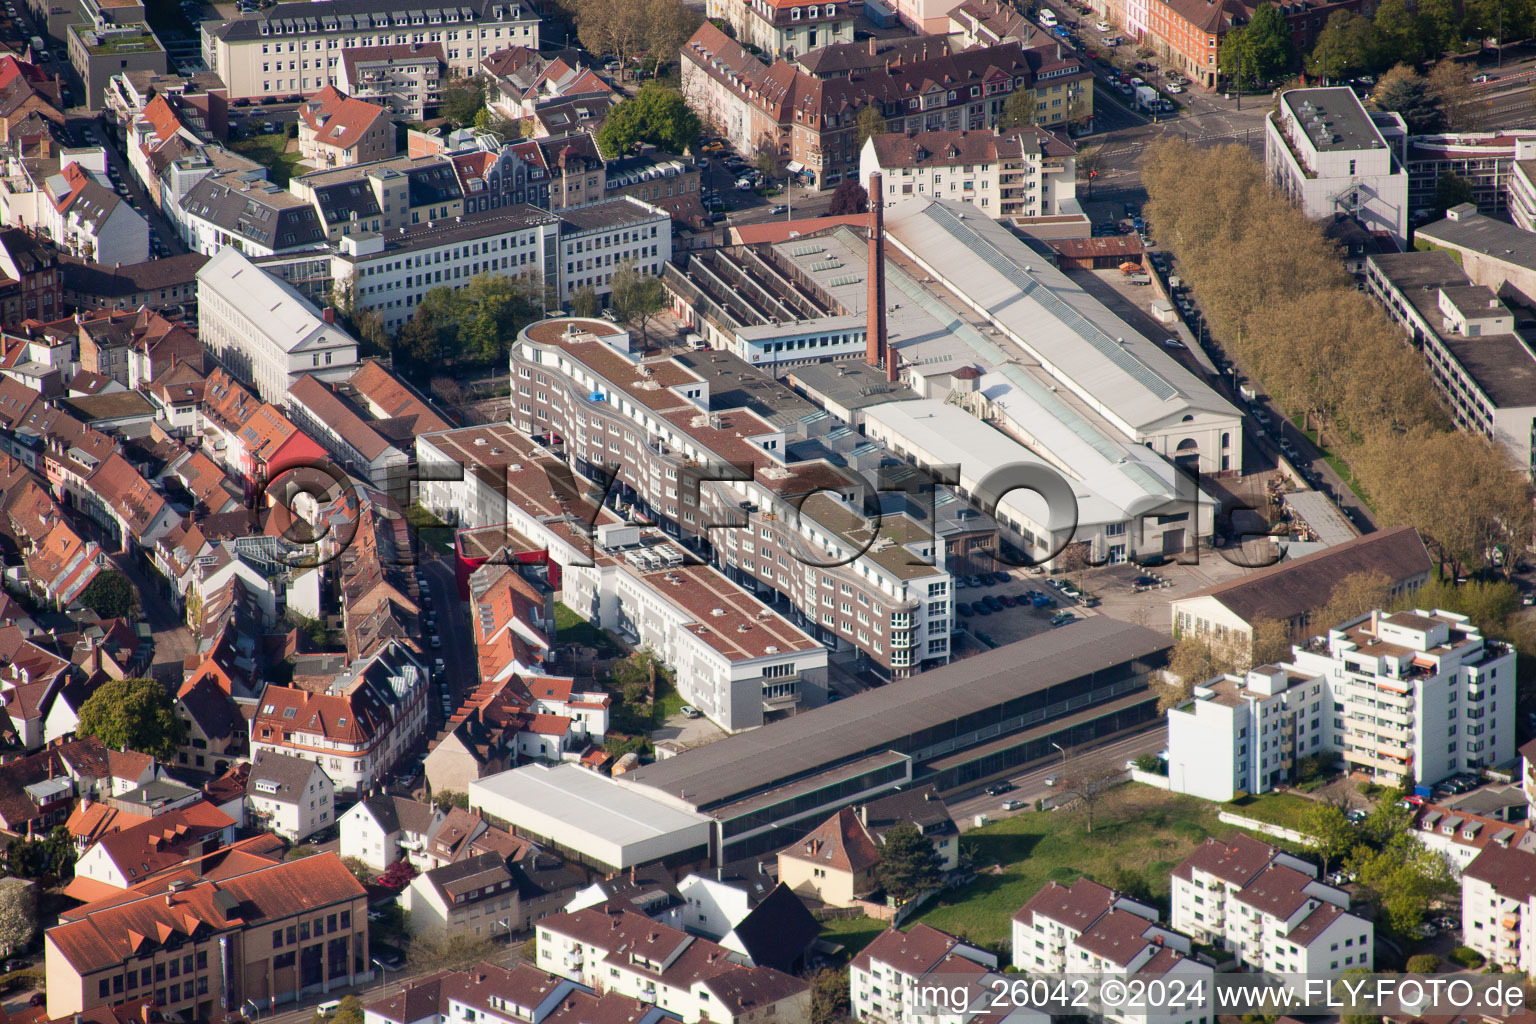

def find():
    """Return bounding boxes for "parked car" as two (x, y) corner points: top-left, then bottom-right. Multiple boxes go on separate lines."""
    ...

(680, 705), (702, 719)
(1044, 774), (1061, 786)
(956, 602), (974, 616)
(1094, 19), (1110, 29)
(1162, 337), (1185, 349)
(769, 204), (787, 214)
(985, 782), (1014, 795)
(1001, 799), (1024, 810)
(1166, 83), (1183, 93)
(982, 595), (1004, 612)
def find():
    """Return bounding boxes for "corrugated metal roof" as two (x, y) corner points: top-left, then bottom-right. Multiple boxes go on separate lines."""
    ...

(619, 616), (1167, 811)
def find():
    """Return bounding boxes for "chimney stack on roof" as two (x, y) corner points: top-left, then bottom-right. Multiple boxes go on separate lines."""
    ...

(866, 172), (887, 375)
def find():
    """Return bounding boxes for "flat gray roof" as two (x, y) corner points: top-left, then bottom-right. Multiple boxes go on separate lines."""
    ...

(1417, 208), (1536, 271)
(619, 616), (1167, 812)
(1280, 88), (1384, 153)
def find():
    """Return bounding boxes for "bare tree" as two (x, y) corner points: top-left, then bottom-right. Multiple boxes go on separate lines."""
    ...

(1060, 752), (1125, 834)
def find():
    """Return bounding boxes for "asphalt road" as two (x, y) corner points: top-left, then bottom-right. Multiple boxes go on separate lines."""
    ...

(944, 726), (1166, 830)
(421, 555), (476, 731)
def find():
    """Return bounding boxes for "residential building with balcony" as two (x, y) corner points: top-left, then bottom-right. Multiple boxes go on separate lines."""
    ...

(296, 87), (395, 170)
(1166, 665), (1330, 802)
(246, 749), (334, 842)
(1170, 835), (1371, 979)
(1290, 608), (1516, 785)
(339, 794), (444, 872)
(1508, 153), (1536, 231)
(1265, 87), (1409, 248)
(1461, 838), (1536, 972)
(1012, 879), (1213, 1024)
(849, 924), (998, 1023)
(534, 906), (809, 1023)
(859, 125), (1078, 219)
(1364, 249), (1536, 477)
(1167, 609), (1515, 797)
(338, 43), (444, 120)
(249, 640), (429, 794)
(200, 0), (538, 102)
(500, 318), (953, 679)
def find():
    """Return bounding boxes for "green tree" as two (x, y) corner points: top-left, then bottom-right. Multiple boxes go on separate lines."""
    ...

(440, 76), (487, 128)
(1301, 802), (1356, 875)
(472, 107), (519, 143)
(1370, 64), (1444, 132)
(999, 87), (1036, 129)
(1307, 10), (1378, 81)
(594, 83), (701, 159)
(5, 826), (75, 886)
(75, 677), (185, 760)
(1415, 0), (1462, 56)
(1220, 3), (1295, 88)
(645, 0), (702, 73)
(570, 286), (600, 318)
(397, 273), (549, 368)
(1251, 617), (1293, 666)
(1373, 0), (1426, 64)
(1437, 156), (1480, 196)
(1348, 837), (1454, 938)
(314, 996), (364, 1024)
(1155, 634), (1239, 710)
(406, 933), (499, 972)
(340, 856), (372, 884)
(433, 791), (469, 811)
(80, 568), (135, 618)
(875, 822), (942, 900)
(610, 261), (666, 346)
(1317, 570), (1393, 631)
(810, 968), (851, 1024)
(854, 104), (886, 149)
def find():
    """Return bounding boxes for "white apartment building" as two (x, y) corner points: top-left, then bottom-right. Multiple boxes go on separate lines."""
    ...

(850, 924), (1004, 1024)
(196, 246), (359, 402)
(1508, 154), (1536, 231)
(1012, 879), (1213, 1024)
(339, 794), (445, 872)
(859, 127), (1079, 220)
(1366, 248), (1536, 478)
(555, 197), (671, 303)
(1167, 609), (1516, 797)
(1413, 805), (1525, 880)
(1461, 837), (1536, 972)
(1170, 835), (1371, 980)
(249, 640), (429, 795)
(534, 906), (810, 1023)
(1167, 666), (1330, 802)
(337, 43), (445, 120)
(200, 0), (539, 101)
(1265, 87), (1409, 248)
(331, 206), (559, 333)
(1288, 609), (1515, 786)
(245, 749), (335, 842)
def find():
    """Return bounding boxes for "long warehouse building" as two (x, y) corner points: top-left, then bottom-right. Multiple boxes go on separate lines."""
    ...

(617, 616), (1169, 861)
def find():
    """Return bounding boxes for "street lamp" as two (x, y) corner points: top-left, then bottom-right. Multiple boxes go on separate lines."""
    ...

(1050, 741), (1068, 771)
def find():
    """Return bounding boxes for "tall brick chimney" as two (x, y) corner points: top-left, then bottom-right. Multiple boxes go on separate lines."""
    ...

(866, 172), (886, 374)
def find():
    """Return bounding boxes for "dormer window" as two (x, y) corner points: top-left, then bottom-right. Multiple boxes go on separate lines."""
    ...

(791, 7), (800, 17)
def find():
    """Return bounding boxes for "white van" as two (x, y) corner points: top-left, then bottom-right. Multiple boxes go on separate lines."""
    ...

(317, 1002), (342, 1018)
(1037, 9), (1057, 27)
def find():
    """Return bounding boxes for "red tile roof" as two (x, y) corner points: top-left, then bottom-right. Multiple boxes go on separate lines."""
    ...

(299, 86), (389, 152)
(779, 806), (880, 873)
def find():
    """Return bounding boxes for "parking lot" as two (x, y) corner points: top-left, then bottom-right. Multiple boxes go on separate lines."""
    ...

(953, 570), (1084, 649)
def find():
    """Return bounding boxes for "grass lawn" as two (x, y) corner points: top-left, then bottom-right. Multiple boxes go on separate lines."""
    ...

(1223, 790), (1317, 831)
(818, 914), (887, 962)
(406, 504), (455, 557)
(231, 133), (305, 187)
(912, 786), (1238, 949)
(553, 602), (620, 650)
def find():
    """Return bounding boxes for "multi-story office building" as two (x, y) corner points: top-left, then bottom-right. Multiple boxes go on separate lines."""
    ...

(43, 854), (370, 1018)
(196, 246), (358, 402)
(1170, 835), (1372, 979)
(555, 197), (671, 303)
(200, 0), (539, 101)
(860, 126), (1078, 219)
(67, 20), (166, 109)
(1406, 132), (1536, 221)
(1169, 609), (1516, 796)
(290, 155), (464, 242)
(330, 205), (559, 332)
(1365, 250), (1536, 477)
(177, 170), (328, 257)
(1265, 87), (1409, 248)
(506, 317), (954, 679)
